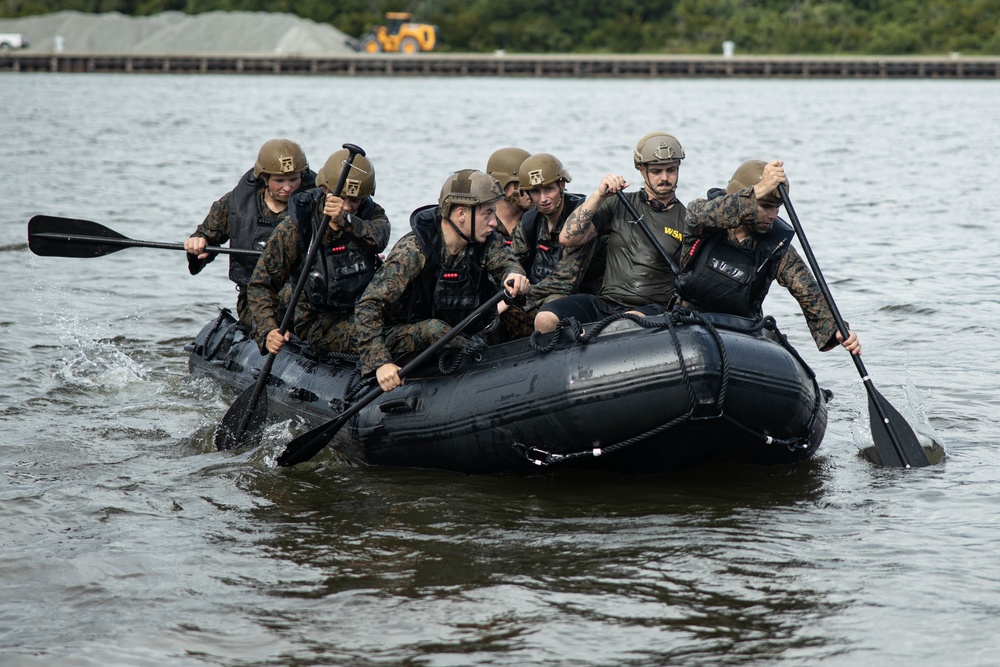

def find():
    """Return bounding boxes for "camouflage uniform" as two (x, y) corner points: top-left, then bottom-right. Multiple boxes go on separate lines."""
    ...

(510, 194), (603, 314)
(489, 224), (535, 337)
(353, 231), (524, 376)
(189, 188), (287, 329)
(247, 199), (390, 356)
(495, 219), (516, 246)
(494, 299), (535, 339)
(681, 187), (839, 350)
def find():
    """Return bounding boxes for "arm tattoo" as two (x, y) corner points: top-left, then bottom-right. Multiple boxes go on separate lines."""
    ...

(564, 207), (595, 239)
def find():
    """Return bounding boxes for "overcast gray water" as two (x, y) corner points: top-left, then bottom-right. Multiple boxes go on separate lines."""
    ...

(2, 72), (999, 666)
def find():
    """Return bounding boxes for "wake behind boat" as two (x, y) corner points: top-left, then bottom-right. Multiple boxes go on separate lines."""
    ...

(187, 307), (829, 474)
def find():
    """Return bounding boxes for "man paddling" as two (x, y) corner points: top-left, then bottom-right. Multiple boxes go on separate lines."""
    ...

(247, 148), (389, 358)
(184, 138), (315, 330)
(352, 169), (530, 393)
(677, 159), (861, 355)
(536, 131), (687, 332)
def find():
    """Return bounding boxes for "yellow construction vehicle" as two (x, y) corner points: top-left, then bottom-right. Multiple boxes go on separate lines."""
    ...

(358, 12), (437, 54)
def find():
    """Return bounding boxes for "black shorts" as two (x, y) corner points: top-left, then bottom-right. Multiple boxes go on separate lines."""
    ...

(539, 294), (668, 324)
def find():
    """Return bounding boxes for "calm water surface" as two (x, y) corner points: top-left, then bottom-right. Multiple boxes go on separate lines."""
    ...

(1, 73), (999, 666)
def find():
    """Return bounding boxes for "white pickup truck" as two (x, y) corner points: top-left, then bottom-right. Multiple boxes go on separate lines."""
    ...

(0, 33), (29, 52)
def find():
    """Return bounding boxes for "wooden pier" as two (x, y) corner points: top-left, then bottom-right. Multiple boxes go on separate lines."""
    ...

(3, 52), (999, 78)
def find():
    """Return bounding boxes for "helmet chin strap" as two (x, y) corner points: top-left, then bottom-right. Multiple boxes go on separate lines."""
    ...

(444, 217), (473, 244)
(640, 187), (672, 212)
(444, 208), (474, 245)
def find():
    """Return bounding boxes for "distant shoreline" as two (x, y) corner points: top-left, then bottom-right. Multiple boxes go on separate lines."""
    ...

(4, 52), (1000, 78)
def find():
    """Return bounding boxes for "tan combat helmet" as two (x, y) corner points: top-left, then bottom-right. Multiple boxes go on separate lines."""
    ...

(518, 153), (572, 190)
(486, 147), (531, 189)
(725, 159), (787, 203)
(253, 138), (308, 178)
(438, 169), (504, 216)
(633, 132), (685, 167)
(316, 149), (376, 200)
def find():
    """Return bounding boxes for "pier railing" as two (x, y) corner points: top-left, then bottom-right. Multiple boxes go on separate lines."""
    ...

(3, 52), (998, 78)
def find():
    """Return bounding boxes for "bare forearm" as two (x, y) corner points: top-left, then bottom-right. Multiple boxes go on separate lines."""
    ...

(560, 194), (601, 246)
(562, 174), (625, 246)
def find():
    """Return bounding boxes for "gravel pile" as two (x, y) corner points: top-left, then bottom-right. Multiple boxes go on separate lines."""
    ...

(0, 10), (357, 55)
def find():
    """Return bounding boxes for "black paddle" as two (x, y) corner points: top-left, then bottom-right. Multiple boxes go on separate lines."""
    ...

(614, 189), (681, 276)
(27, 215), (261, 259)
(777, 184), (929, 468)
(276, 285), (513, 467)
(214, 143), (365, 452)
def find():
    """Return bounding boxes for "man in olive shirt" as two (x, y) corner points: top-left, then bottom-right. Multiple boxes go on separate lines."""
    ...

(535, 132), (686, 332)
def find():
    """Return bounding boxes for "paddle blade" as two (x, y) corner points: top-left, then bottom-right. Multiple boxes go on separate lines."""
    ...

(28, 215), (130, 258)
(275, 416), (348, 467)
(866, 388), (930, 468)
(214, 384), (268, 451)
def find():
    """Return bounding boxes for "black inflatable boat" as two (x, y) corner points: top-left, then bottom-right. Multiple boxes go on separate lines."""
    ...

(188, 308), (829, 474)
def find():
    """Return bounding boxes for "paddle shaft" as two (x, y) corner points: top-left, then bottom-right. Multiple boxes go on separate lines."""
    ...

(227, 144), (365, 446)
(29, 231), (262, 256)
(777, 184), (916, 467)
(614, 190), (682, 276)
(26, 215), (265, 259)
(277, 287), (510, 467)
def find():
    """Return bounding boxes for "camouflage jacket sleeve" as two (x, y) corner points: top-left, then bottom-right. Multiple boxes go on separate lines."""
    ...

(352, 235), (427, 375)
(187, 191), (234, 273)
(509, 218), (531, 270)
(350, 200), (391, 255)
(246, 218), (304, 351)
(529, 242), (594, 310)
(484, 238), (527, 290)
(505, 218), (582, 308)
(193, 191), (233, 245)
(681, 187), (757, 264)
(775, 245), (840, 350)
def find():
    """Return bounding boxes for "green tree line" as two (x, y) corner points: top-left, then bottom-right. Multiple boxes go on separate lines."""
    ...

(4, 0), (1000, 54)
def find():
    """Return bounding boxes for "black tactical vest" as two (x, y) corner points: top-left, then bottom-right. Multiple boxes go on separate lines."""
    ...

(517, 192), (586, 284)
(227, 167), (315, 287)
(405, 205), (497, 329)
(675, 218), (794, 317)
(291, 188), (381, 313)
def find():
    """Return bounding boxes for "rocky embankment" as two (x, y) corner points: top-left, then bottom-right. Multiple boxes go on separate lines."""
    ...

(0, 10), (357, 55)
